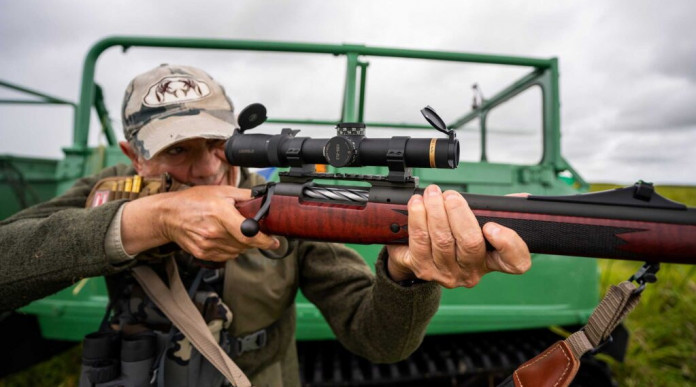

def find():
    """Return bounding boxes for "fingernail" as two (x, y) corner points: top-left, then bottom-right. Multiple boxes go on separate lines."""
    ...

(426, 185), (441, 197)
(444, 191), (459, 202)
(410, 195), (423, 206)
(487, 224), (500, 237)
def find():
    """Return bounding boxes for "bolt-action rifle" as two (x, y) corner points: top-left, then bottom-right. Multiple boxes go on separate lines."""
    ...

(226, 103), (696, 264)
(224, 104), (694, 386)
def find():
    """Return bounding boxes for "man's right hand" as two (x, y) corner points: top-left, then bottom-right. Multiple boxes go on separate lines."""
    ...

(121, 186), (279, 261)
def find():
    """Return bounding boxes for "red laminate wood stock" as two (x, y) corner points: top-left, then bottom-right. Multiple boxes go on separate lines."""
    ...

(235, 195), (410, 244)
(473, 210), (696, 264)
(235, 195), (696, 263)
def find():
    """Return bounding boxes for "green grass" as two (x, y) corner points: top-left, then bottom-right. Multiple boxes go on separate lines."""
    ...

(2, 184), (694, 386)
(0, 344), (81, 387)
(591, 183), (696, 206)
(592, 184), (696, 386)
(598, 260), (696, 386)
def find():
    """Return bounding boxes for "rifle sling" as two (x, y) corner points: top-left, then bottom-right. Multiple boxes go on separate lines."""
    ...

(500, 280), (641, 387)
(131, 251), (640, 387)
(131, 257), (252, 387)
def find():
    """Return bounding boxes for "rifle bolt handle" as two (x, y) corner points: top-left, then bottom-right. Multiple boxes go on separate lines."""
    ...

(241, 219), (260, 237)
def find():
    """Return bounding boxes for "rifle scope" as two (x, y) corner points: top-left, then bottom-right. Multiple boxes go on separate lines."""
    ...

(224, 104), (460, 169)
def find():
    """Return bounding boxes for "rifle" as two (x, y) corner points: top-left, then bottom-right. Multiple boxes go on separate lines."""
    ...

(226, 104), (696, 264)
(225, 104), (695, 387)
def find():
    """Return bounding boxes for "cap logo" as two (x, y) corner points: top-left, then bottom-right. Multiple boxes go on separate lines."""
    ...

(143, 76), (211, 107)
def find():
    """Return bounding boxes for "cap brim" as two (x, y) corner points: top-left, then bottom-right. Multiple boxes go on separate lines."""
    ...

(135, 112), (237, 159)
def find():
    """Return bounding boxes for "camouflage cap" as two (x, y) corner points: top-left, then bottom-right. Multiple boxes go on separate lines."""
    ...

(122, 64), (238, 159)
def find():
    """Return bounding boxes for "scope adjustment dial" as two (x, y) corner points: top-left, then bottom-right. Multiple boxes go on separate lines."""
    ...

(324, 136), (359, 167)
(336, 122), (366, 136)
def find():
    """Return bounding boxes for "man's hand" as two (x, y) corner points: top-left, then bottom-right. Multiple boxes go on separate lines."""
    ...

(121, 186), (279, 261)
(386, 185), (531, 288)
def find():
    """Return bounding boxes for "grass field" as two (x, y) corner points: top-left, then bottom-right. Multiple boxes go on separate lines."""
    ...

(1, 184), (694, 386)
(592, 184), (696, 386)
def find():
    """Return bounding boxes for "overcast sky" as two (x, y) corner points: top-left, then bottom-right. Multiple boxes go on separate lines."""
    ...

(1, 0), (695, 185)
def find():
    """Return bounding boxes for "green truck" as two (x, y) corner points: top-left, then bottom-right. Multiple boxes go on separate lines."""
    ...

(1, 37), (614, 386)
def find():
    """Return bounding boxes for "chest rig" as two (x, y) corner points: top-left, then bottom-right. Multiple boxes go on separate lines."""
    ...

(79, 172), (294, 387)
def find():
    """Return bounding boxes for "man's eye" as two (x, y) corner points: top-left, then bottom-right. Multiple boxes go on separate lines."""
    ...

(208, 139), (225, 148)
(166, 146), (185, 155)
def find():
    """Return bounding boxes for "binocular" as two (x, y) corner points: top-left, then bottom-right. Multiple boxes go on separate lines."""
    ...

(79, 330), (156, 387)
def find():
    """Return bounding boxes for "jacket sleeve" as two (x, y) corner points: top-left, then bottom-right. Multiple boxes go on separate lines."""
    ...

(0, 165), (135, 311)
(298, 242), (441, 363)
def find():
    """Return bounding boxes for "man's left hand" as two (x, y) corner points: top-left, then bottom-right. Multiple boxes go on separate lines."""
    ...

(386, 185), (531, 288)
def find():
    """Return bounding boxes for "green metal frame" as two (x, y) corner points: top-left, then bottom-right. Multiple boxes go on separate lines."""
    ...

(0, 81), (77, 217)
(0, 79), (77, 108)
(447, 66), (588, 189)
(73, 37), (555, 148)
(63, 36), (586, 187)
(5, 36), (599, 341)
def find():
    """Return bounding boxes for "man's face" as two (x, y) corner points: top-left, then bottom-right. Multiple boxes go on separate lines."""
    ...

(134, 138), (233, 186)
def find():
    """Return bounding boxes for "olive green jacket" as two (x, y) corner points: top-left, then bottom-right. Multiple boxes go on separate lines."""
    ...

(0, 164), (441, 386)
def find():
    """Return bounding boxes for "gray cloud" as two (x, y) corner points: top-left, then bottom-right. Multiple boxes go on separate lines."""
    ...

(1, 0), (695, 184)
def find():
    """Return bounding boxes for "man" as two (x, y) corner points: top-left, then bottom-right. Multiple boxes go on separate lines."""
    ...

(0, 64), (531, 386)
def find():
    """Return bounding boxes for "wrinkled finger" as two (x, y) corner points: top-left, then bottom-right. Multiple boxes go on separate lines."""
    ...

(482, 222), (531, 274)
(406, 194), (430, 262)
(385, 245), (418, 282)
(219, 205), (280, 250)
(443, 190), (486, 264)
(189, 246), (242, 262)
(203, 246), (244, 262)
(202, 237), (248, 259)
(218, 187), (278, 248)
(219, 186), (254, 202)
(179, 231), (247, 261)
(423, 185), (457, 271)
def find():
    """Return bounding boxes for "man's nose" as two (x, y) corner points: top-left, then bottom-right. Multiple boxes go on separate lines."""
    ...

(213, 144), (227, 163)
(192, 147), (222, 178)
